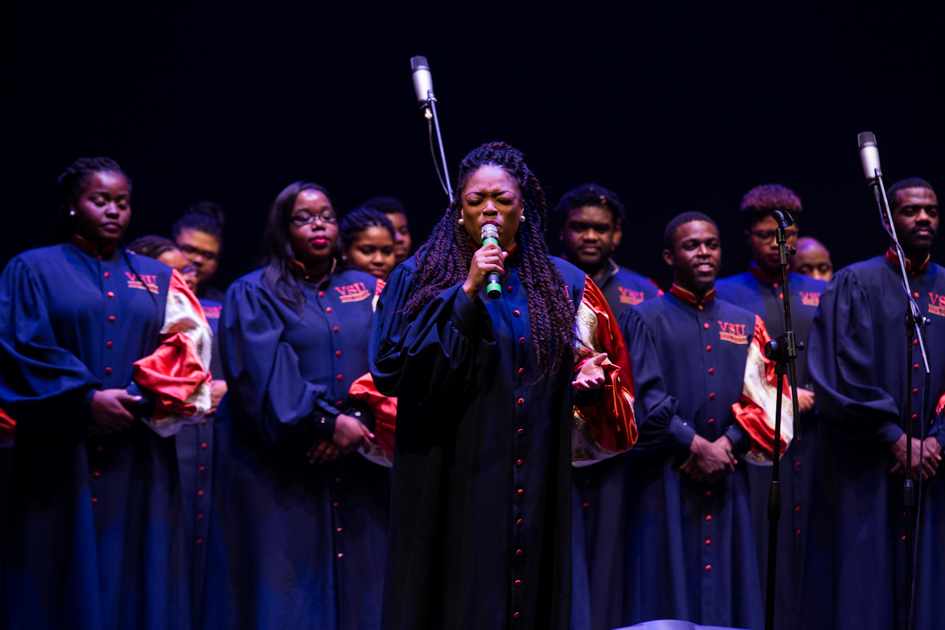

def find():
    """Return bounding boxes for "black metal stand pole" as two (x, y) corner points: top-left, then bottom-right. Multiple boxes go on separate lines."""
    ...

(903, 313), (916, 630)
(762, 210), (802, 630)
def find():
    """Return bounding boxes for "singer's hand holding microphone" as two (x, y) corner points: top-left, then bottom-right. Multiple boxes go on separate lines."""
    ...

(463, 224), (508, 302)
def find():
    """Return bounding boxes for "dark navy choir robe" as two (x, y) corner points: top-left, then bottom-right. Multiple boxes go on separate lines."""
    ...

(371, 255), (636, 630)
(716, 264), (827, 629)
(570, 258), (662, 630)
(809, 251), (945, 630)
(0, 239), (212, 630)
(202, 267), (392, 630)
(592, 257), (663, 319)
(616, 287), (790, 630)
(176, 297), (222, 628)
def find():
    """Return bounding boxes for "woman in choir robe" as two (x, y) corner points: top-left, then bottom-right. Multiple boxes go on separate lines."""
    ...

(338, 207), (397, 281)
(0, 157), (212, 630)
(371, 142), (637, 630)
(201, 181), (395, 630)
(127, 234), (221, 627)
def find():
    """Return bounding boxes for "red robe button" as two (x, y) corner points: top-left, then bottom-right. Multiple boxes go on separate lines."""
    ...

(333, 502), (339, 507)
(337, 527), (343, 532)
(92, 498), (98, 504)
(507, 286), (513, 293)
(198, 490), (204, 497)
(796, 529), (801, 535)
(517, 398), (524, 405)
(517, 489), (523, 496)
(515, 579), (521, 587)
(335, 477), (341, 483)
(703, 323), (709, 329)
(107, 292), (114, 298)
(519, 337), (525, 345)
(582, 502), (589, 508)
(698, 305), (704, 311)
(336, 350), (342, 357)
(705, 491), (711, 497)
(516, 519), (523, 525)
(705, 539), (711, 546)
(93, 471), (101, 478)
(902, 535), (907, 541)
(104, 272), (110, 278)
(516, 459), (523, 466)
(912, 388), (918, 395)
(709, 393), (716, 400)
(333, 327), (339, 333)
(108, 316), (116, 323)
(199, 466), (205, 472)
(513, 310), (520, 317)
(913, 339), (918, 346)
(914, 364), (919, 370)
(196, 538), (203, 545)
(96, 446), (103, 452)
(337, 374), (344, 381)
(773, 282), (779, 288)
(517, 428), (524, 435)
(518, 367), (524, 374)
(198, 514), (204, 520)
(514, 612), (520, 619)
(779, 293), (784, 300)
(319, 292), (324, 297)
(705, 515), (712, 521)
(708, 418), (714, 424)
(326, 307), (332, 313)
(515, 549), (523, 556)
(201, 419), (207, 425)
(706, 345), (712, 352)
(201, 442), (208, 450)
(795, 505), (801, 512)
(106, 341), (113, 348)
(795, 461), (801, 468)
(337, 553), (344, 558)
(708, 368), (714, 374)
(913, 292), (919, 298)
(105, 367), (112, 375)
(706, 564), (712, 571)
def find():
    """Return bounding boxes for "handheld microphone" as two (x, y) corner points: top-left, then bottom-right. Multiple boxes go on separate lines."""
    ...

(481, 224), (502, 299)
(410, 56), (434, 112)
(857, 131), (882, 184)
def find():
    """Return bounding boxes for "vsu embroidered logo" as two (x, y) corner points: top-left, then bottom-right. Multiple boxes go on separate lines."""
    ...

(125, 272), (159, 293)
(718, 320), (748, 344)
(336, 282), (371, 303)
(618, 287), (646, 305)
(798, 291), (820, 307)
(929, 292), (945, 317)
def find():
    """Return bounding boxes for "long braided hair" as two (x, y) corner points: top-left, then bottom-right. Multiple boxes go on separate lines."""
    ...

(403, 141), (575, 379)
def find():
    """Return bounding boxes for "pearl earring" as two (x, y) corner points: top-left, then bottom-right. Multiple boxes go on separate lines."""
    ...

(458, 215), (465, 225)
(519, 215), (526, 222)
(69, 210), (76, 217)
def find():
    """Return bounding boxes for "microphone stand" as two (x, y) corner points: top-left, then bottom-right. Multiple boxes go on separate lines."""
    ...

(420, 91), (454, 204)
(761, 209), (802, 630)
(868, 168), (930, 630)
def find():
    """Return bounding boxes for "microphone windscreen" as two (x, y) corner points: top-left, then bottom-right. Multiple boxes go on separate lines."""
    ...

(410, 56), (433, 104)
(410, 56), (429, 71)
(481, 224), (499, 241)
(857, 131), (881, 182)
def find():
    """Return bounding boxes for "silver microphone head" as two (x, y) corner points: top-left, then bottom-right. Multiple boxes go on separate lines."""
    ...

(410, 56), (433, 105)
(481, 223), (499, 241)
(857, 131), (881, 182)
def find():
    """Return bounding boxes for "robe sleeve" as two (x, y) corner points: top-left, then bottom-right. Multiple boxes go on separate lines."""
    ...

(615, 307), (680, 455)
(132, 270), (212, 437)
(809, 270), (904, 444)
(220, 279), (342, 458)
(369, 263), (496, 410)
(0, 258), (101, 419)
(731, 315), (794, 464)
(571, 277), (638, 466)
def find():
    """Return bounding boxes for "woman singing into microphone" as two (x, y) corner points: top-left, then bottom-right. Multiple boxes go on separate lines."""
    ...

(371, 142), (637, 630)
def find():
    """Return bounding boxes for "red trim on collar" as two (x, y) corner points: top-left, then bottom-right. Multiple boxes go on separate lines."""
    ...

(748, 262), (788, 285)
(669, 283), (715, 305)
(70, 234), (119, 258)
(886, 247), (929, 274)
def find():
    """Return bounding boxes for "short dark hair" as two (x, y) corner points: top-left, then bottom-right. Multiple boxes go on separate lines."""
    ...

(886, 177), (935, 210)
(361, 196), (406, 216)
(664, 211), (719, 249)
(552, 183), (626, 228)
(54, 157), (131, 242)
(172, 201), (225, 245)
(126, 235), (178, 259)
(740, 184), (802, 227)
(339, 207), (395, 251)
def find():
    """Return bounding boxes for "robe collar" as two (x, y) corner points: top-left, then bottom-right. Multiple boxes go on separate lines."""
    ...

(885, 247), (929, 276)
(669, 283), (715, 307)
(748, 261), (788, 285)
(291, 257), (337, 285)
(70, 234), (119, 259)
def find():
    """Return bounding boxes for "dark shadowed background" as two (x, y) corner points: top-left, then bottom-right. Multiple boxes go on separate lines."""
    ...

(3, 3), (942, 290)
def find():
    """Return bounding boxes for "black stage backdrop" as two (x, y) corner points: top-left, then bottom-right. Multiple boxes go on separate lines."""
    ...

(2, 4), (942, 290)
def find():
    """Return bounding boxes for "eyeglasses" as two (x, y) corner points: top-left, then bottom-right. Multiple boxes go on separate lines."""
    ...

(178, 243), (219, 262)
(748, 228), (799, 242)
(290, 212), (337, 227)
(181, 265), (197, 277)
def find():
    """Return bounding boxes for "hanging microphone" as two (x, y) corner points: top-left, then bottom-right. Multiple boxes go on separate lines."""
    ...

(410, 56), (434, 113)
(481, 224), (502, 299)
(858, 131), (882, 184)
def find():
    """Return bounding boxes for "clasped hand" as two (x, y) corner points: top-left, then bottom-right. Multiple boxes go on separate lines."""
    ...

(890, 434), (942, 481)
(307, 414), (375, 464)
(680, 434), (737, 484)
(573, 353), (607, 391)
(87, 389), (142, 436)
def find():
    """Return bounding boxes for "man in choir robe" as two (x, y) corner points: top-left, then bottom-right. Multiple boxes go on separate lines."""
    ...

(554, 183), (662, 629)
(616, 211), (792, 630)
(793, 236), (833, 282)
(715, 183), (827, 629)
(554, 183), (662, 319)
(809, 177), (945, 630)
